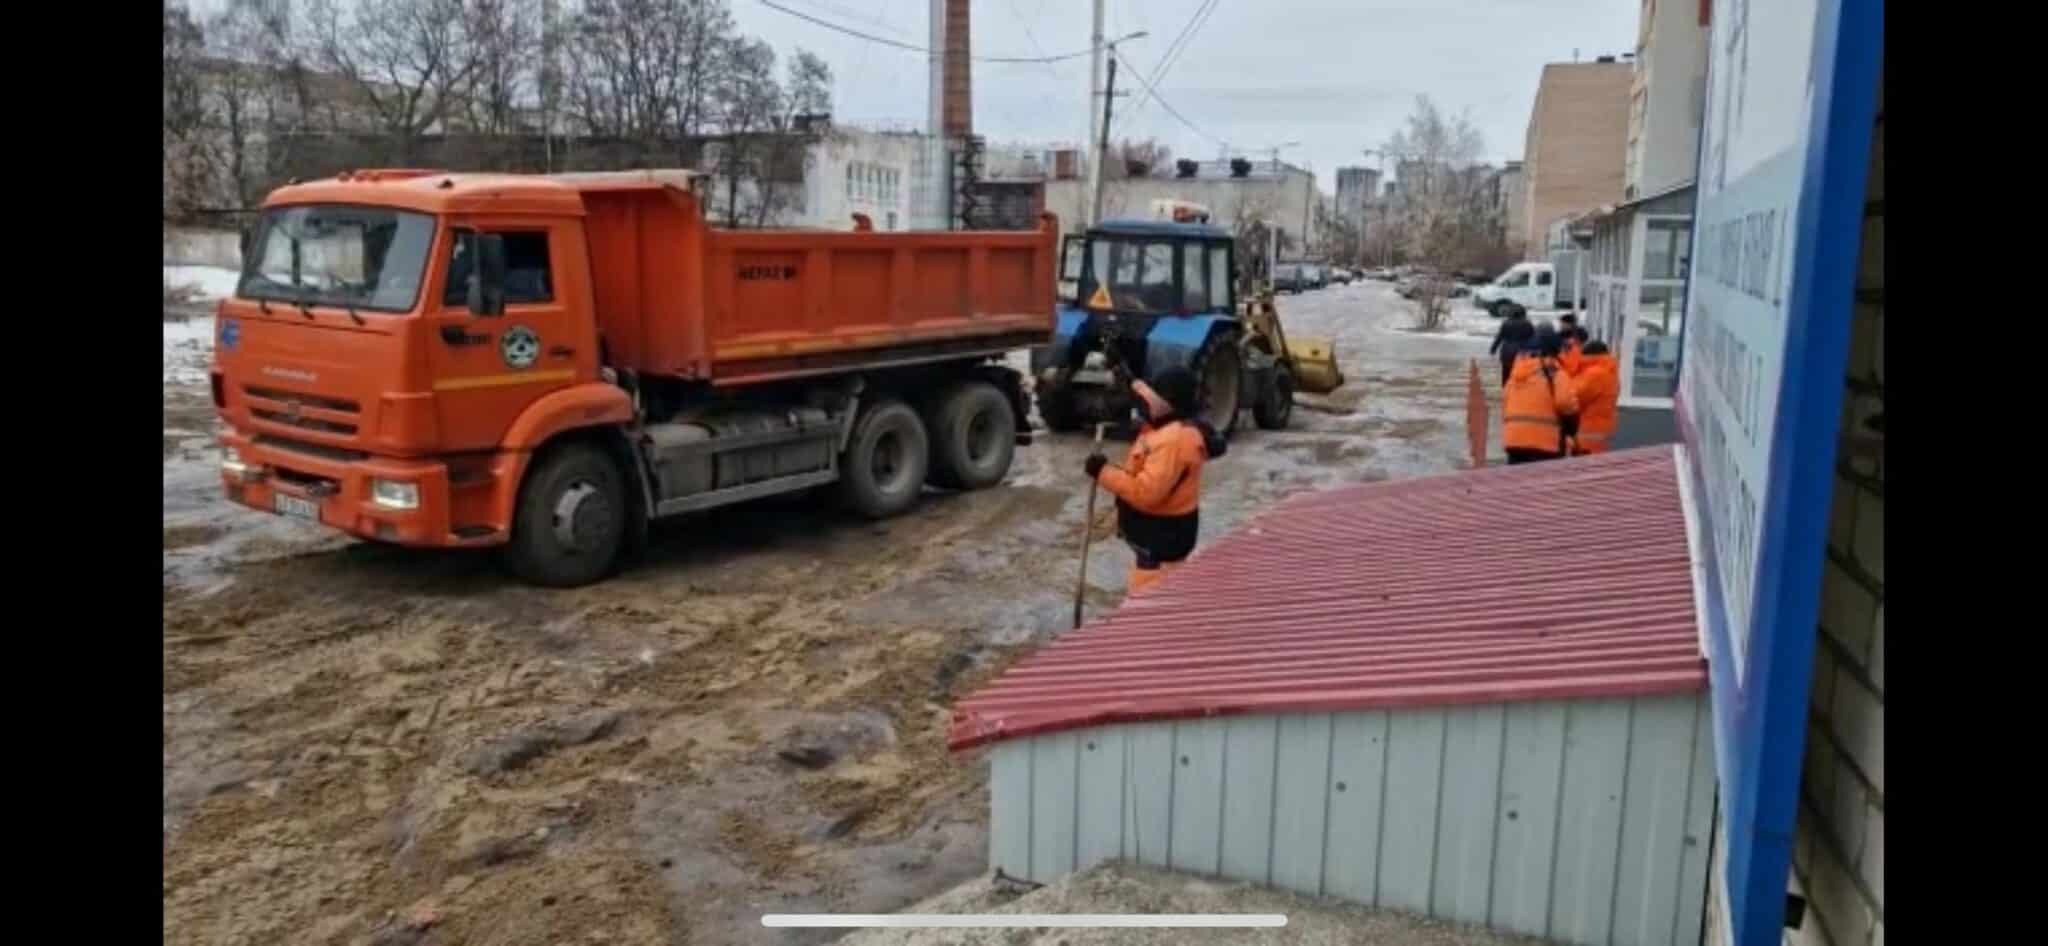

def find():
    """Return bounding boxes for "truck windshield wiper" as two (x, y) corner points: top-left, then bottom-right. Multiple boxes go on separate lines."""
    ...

(295, 289), (316, 320)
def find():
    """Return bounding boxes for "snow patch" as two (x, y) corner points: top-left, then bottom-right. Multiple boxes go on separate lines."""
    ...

(164, 264), (242, 302)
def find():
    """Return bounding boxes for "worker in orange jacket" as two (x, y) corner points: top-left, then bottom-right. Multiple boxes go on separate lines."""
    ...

(1500, 326), (1580, 464)
(1084, 368), (1227, 595)
(1568, 340), (1619, 455)
(1557, 313), (1587, 375)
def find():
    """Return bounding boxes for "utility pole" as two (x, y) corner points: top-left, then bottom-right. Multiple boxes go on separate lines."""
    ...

(1083, 0), (1106, 227)
(1090, 53), (1118, 227)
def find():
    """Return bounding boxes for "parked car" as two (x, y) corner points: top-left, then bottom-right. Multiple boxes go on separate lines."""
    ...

(1302, 263), (1328, 290)
(1272, 263), (1309, 293)
(1327, 267), (1354, 286)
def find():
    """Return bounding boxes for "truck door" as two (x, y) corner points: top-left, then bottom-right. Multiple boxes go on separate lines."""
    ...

(1532, 266), (1556, 309)
(427, 223), (581, 451)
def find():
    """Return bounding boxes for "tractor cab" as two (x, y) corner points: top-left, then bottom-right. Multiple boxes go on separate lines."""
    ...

(1031, 199), (1342, 437)
(1034, 203), (1246, 434)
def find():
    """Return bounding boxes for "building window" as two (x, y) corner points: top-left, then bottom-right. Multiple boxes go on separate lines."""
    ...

(1632, 283), (1681, 398)
(845, 163), (856, 199)
(1644, 219), (1692, 280)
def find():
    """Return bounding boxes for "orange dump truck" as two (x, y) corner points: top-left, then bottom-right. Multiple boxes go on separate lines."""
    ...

(212, 169), (1056, 586)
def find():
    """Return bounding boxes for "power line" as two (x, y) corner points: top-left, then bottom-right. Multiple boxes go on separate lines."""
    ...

(1112, 46), (1223, 145)
(1128, 0), (1220, 119)
(758, 0), (1092, 64)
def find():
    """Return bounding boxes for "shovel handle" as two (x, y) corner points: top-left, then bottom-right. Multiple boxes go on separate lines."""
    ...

(1073, 423), (1108, 629)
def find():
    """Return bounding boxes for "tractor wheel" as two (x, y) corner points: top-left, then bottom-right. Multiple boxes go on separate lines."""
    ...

(1254, 365), (1295, 430)
(1190, 330), (1245, 437)
(1035, 376), (1084, 433)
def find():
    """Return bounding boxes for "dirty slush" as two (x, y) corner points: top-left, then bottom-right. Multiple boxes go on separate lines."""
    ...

(162, 281), (1494, 946)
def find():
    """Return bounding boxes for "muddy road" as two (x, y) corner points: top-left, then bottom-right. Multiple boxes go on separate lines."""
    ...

(162, 280), (1501, 946)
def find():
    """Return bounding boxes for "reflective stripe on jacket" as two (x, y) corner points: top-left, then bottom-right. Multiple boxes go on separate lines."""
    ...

(1501, 354), (1579, 454)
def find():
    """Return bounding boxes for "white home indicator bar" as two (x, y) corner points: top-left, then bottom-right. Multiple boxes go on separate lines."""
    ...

(762, 914), (1287, 928)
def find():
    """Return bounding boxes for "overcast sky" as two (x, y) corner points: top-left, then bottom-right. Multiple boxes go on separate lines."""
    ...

(185, 0), (1640, 194)
(737, 0), (1642, 192)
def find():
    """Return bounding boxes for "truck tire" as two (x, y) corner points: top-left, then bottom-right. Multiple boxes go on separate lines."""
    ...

(927, 381), (1016, 490)
(1254, 365), (1295, 430)
(1035, 378), (1084, 433)
(838, 398), (930, 518)
(1190, 329), (1244, 437)
(500, 442), (627, 588)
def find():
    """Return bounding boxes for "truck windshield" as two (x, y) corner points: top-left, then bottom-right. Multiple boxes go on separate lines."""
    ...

(239, 205), (436, 313)
(1081, 237), (1178, 313)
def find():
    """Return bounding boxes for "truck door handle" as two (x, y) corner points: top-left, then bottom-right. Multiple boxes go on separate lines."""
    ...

(440, 325), (488, 346)
(549, 345), (576, 358)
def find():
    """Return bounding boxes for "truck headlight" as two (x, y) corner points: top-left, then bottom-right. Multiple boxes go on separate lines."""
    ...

(370, 479), (420, 510)
(221, 447), (264, 481)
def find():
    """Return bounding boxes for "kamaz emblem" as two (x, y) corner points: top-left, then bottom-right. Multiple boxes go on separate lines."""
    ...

(739, 265), (799, 281)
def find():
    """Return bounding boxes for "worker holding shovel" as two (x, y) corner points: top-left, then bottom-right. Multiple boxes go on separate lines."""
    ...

(1080, 368), (1227, 599)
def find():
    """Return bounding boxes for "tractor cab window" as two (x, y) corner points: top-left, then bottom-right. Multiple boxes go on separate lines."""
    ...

(1083, 237), (1180, 314)
(1059, 234), (1085, 303)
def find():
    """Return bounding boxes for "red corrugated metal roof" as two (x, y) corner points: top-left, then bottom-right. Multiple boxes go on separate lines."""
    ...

(950, 446), (1705, 751)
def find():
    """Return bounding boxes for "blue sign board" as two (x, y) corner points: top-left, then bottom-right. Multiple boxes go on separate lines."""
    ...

(1677, 0), (1881, 943)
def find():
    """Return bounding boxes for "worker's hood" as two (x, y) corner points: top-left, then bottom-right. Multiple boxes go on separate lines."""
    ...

(1509, 354), (1561, 382)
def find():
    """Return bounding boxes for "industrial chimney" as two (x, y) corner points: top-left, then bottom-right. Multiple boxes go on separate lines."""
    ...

(942, 0), (972, 137)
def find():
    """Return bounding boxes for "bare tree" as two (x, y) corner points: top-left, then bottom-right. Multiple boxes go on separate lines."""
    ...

(164, 2), (213, 219)
(1115, 137), (1171, 178)
(306, 0), (483, 162)
(1381, 95), (1497, 329)
(705, 41), (832, 227)
(462, 0), (541, 140)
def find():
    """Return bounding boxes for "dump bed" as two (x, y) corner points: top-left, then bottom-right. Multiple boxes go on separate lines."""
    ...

(570, 177), (1057, 386)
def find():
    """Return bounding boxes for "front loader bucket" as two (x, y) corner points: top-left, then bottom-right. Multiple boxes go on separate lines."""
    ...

(1286, 337), (1345, 394)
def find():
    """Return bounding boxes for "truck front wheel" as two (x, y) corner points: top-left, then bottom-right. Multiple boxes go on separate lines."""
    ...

(927, 381), (1016, 490)
(838, 398), (930, 518)
(501, 442), (627, 588)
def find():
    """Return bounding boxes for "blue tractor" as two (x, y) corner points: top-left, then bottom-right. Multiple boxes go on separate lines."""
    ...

(1033, 203), (1342, 435)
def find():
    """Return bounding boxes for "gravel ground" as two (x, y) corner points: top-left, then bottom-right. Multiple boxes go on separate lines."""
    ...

(162, 276), (1503, 946)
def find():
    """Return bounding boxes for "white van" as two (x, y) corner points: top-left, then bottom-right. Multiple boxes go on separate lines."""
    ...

(1471, 251), (1585, 316)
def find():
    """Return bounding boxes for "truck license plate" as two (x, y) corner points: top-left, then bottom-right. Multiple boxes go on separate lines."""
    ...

(273, 493), (321, 522)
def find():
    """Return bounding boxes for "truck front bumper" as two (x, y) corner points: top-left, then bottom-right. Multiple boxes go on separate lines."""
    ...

(217, 431), (520, 549)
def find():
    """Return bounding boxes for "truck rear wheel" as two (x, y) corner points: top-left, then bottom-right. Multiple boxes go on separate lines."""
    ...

(838, 398), (929, 518)
(927, 381), (1015, 490)
(500, 442), (627, 588)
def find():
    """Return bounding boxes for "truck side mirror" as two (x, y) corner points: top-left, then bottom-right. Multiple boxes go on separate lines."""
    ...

(466, 233), (507, 316)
